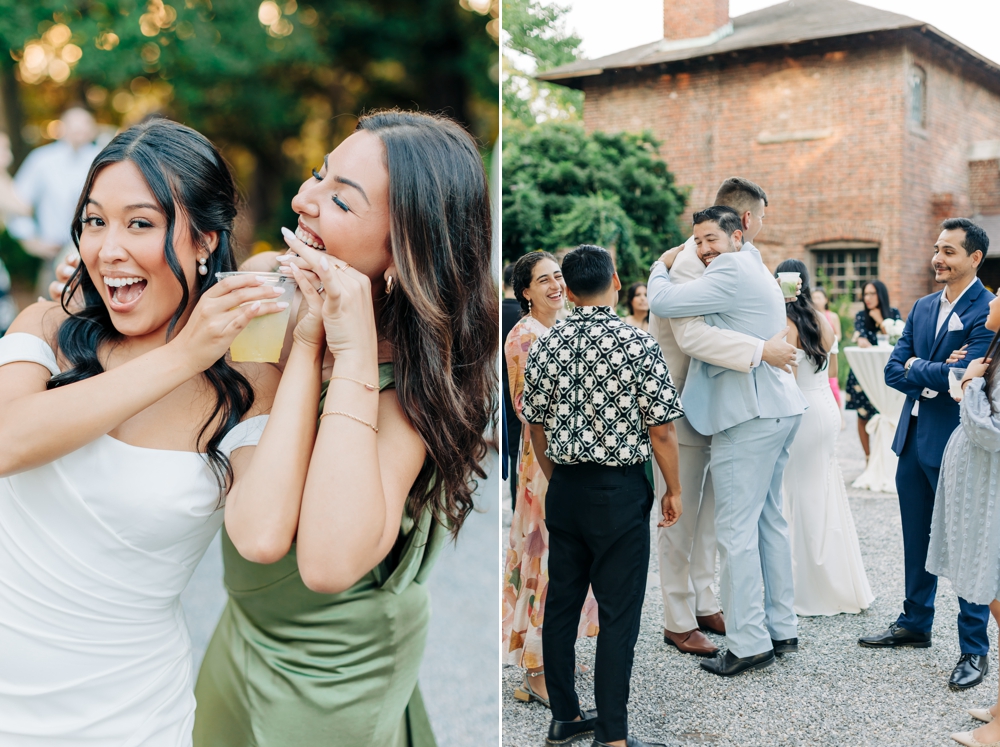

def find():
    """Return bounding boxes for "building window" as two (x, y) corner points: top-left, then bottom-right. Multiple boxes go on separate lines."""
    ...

(812, 245), (879, 302)
(909, 66), (926, 128)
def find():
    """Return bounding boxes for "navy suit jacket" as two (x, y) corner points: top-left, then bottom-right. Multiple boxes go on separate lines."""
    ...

(886, 278), (995, 468)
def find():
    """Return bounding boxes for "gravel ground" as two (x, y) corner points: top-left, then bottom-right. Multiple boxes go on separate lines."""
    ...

(502, 411), (999, 747)
(181, 451), (500, 747)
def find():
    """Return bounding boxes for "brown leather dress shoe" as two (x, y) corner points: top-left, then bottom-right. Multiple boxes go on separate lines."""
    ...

(696, 612), (726, 635)
(663, 628), (719, 656)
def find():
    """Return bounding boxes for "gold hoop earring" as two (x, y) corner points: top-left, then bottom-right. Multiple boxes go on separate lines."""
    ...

(386, 275), (394, 295)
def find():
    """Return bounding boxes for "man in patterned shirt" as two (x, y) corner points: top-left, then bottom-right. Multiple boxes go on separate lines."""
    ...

(523, 245), (684, 747)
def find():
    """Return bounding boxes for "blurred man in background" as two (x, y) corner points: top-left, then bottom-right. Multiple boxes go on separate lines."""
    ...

(8, 107), (99, 293)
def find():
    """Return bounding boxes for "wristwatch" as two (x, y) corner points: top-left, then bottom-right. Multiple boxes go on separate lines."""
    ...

(904, 357), (916, 378)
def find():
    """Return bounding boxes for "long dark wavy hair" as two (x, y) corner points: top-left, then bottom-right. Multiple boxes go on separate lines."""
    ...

(625, 282), (648, 322)
(980, 327), (1000, 413)
(862, 280), (893, 333)
(776, 259), (828, 372)
(509, 250), (558, 316)
(50, 119), (253, 492)
(358, 110), (497, 534)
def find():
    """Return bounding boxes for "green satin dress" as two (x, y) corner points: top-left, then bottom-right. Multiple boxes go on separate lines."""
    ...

(193, 364), (447, 747)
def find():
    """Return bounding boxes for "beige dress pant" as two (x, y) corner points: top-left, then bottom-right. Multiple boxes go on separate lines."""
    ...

(654, 418), (720, 633)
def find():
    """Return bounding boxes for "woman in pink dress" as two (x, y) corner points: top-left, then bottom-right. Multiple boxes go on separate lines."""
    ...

(502, 251), (599, 708)
(812, 287), (842, 407)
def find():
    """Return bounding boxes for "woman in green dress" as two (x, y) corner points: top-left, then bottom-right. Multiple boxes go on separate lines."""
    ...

(192, 110), (497, 746)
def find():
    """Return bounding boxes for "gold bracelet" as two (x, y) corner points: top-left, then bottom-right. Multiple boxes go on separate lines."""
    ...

(330, 375), (377, 391)
(320, 410), (378, 432)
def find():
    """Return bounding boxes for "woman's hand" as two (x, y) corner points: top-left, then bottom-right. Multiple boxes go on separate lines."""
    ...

(47, 252), (85, 312)
(947, 345), (969, 364)
(857, 338), (872, 349)
(869, 308), (884, 328)
(964, 357), (991, 382)
(287, 264), (326, 350)
(171, 274), (288, 372)
(277, 227), (378, 362)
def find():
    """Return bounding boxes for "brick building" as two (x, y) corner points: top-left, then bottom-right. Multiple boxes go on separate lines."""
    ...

(539, 0), (1000, 313)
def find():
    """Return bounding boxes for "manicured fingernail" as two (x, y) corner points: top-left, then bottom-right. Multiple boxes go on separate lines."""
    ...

(255, 275), (272, 283)
(56, 282), (65, 292)
(276, 254), (295, 262)
(281, 227), (295, 241)
(320, 257), (329, 270)
(251, 301), (261, 310)
(276, 301), (289, 309)
(272, 286), (284, 294)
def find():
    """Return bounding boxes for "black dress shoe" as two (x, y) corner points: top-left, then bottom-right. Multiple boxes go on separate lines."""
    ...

(546, 709), (598, 745)
(700, 649), (775, 677)
(592, 736), (666, 747)
(950, 654), (989, 691)
(858, 622), (931, 648)
(771, 637), (798, 656)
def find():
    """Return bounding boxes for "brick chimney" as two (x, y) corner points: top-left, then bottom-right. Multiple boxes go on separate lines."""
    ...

(664, 0), (730, 41)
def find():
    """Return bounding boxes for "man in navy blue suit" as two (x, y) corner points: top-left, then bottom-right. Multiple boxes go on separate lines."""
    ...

(859, 218), (994, 690)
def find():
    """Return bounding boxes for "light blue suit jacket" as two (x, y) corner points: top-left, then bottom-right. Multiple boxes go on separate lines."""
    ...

(647, 243), (808, 435)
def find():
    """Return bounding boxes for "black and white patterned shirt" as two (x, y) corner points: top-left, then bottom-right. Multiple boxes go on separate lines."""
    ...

(522, 305), (683, 466)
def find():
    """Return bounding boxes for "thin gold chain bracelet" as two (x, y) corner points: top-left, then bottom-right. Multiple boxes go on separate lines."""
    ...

(329, 375), (377, 391)
(320, 410), (378, 433)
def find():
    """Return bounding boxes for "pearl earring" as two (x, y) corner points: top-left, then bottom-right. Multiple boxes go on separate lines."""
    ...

(198, 257), (208, 276)
(527, 298), (532, 312)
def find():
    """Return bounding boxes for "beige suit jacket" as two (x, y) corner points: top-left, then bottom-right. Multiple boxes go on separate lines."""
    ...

(648, 236), (761, 446)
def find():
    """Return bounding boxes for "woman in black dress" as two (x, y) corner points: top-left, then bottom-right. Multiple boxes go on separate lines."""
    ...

(845, 279), (900, 457)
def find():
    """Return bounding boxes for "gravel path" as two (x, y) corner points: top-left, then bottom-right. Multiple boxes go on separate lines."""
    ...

(502, 412), (999, 746)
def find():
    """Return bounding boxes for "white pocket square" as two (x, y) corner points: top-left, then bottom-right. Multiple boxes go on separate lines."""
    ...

(947, 315), (964, 332)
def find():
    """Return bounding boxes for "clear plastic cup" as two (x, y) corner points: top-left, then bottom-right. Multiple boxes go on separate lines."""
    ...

(949, 367), (968, 401)
(777, 271), (800, 299)
(215, 271), (295, 362)
(876, 333), (890, 347)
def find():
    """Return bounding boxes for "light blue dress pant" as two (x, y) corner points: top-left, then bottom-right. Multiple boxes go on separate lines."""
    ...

(711, 415), (801, 658)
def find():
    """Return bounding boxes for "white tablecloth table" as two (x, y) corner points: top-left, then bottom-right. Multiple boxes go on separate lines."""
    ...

(844, 346), (906, 494)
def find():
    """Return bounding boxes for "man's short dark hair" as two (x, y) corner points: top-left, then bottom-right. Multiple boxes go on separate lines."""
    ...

(503, 262), (515, 290)
(942, 217), (989, 261)
(562, 244), (615, 297)
(692, 205), (742, 237)
(714, 177), (768, 217)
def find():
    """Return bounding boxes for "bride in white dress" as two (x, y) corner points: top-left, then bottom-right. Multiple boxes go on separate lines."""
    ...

(778, 260), (874, 616)
(0, 120), (287, 746)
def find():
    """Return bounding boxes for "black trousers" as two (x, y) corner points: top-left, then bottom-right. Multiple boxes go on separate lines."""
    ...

(543, 462), (652, 744)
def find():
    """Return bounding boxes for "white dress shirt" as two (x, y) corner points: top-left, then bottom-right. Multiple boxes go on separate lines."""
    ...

(911, 276), (978, 416)
(7, 140), (100, 246)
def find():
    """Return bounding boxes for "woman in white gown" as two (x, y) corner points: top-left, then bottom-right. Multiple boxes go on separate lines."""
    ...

(0, 120), (286, 745)
(777, 260), (874, 616)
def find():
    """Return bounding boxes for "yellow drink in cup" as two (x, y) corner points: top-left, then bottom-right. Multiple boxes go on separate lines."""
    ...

(215, 272), (295, 363)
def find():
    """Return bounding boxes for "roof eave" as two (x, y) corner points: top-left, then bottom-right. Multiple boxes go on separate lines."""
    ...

(538, 22), (1000, 87)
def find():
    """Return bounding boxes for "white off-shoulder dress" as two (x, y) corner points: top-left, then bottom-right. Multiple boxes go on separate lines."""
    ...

(0, 332), (267, 746)
(782, 347), (874, 615)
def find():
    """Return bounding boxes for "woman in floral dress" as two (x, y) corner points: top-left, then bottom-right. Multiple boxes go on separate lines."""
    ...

(502, 251), (599, 708)
(845, 280), (900, 457)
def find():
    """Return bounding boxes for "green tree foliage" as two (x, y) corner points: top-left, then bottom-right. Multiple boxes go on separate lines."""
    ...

(502, 122), (687, 286)
(502, 0), (581, 127)
(0, 0), (498, 247)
